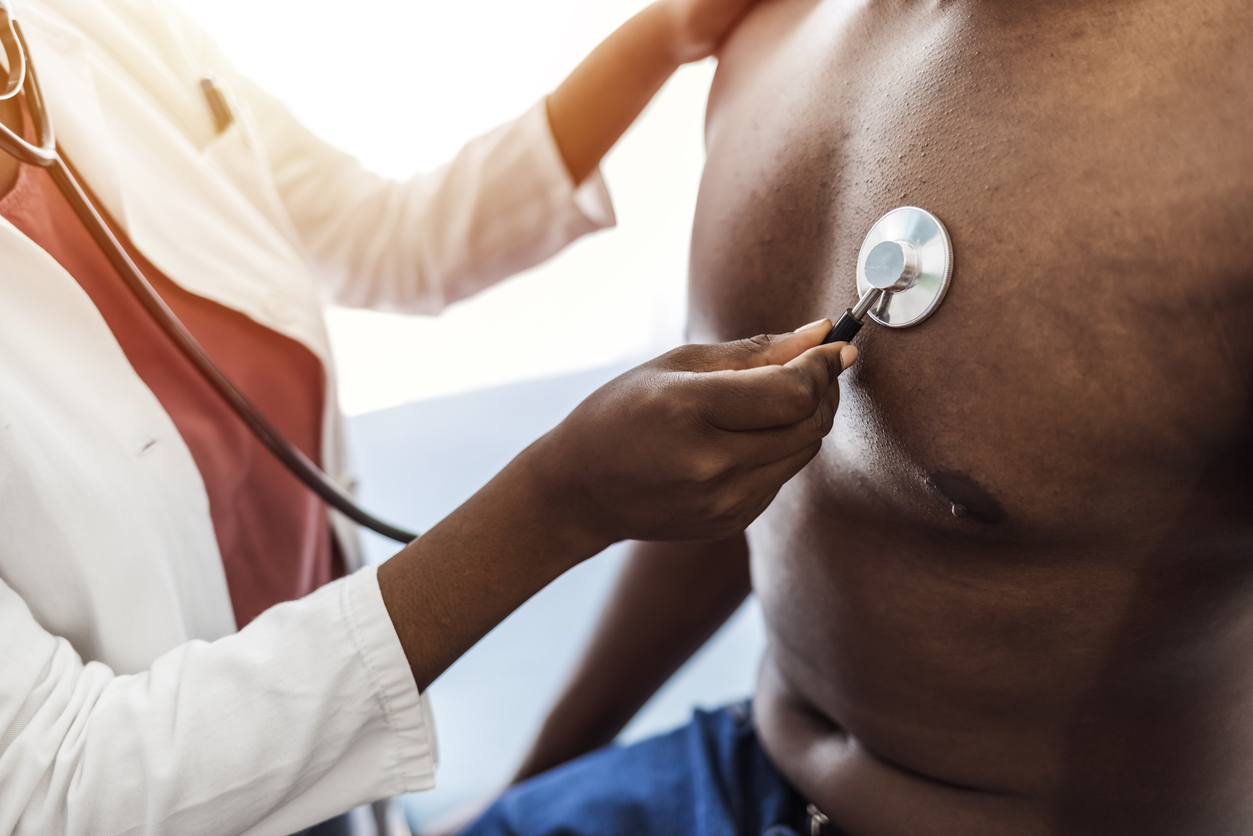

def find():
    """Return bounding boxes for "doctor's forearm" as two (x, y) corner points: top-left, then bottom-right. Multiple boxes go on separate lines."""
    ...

(546, 3), (681, 184)
(378, 453), (607, 693)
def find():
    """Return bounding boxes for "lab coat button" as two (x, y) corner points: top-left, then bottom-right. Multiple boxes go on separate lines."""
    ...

(263, 293), (296, 324)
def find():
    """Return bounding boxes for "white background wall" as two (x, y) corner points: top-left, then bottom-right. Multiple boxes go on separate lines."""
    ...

(172, 0), (713, 414)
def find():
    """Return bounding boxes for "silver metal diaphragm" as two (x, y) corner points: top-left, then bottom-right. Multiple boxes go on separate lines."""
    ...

(854, 206), (953, 328)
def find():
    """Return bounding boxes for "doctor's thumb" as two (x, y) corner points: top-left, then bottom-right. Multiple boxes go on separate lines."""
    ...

(675, 318), (836, 373)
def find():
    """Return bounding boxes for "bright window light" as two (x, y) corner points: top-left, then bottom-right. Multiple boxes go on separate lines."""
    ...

(172, 0), (712, 414)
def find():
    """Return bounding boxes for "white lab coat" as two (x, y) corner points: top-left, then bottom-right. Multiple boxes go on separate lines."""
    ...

(0, 0), (615, 832)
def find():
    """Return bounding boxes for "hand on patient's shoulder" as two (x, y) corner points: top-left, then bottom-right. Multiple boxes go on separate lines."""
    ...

(657, 0), (769, 63)
(527, 318), (856, 546)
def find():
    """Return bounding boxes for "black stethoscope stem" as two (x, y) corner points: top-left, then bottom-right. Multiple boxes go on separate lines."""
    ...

(821, 287), (884, 346)
(820, 309), (863, 346)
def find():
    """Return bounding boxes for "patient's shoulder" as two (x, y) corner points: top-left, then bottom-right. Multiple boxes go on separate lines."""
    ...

(705, 0), (822, 133)
(692, 0), (1253, 344)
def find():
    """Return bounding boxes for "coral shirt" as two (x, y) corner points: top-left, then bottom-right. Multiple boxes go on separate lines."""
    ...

(0, 162), (339, 627)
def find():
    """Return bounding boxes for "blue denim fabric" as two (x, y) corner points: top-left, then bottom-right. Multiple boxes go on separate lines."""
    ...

(462, 703), (846, 836)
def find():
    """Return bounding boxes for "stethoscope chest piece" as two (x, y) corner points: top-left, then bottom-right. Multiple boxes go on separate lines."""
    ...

(855, 206), (953, 328)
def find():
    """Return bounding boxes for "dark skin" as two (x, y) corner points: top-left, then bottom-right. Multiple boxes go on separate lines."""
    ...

(382, 329), (856, 693)
(517, 0), (1253, 833)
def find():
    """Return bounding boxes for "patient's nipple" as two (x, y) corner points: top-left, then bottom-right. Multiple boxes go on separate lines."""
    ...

(925, 470), (1005, 524)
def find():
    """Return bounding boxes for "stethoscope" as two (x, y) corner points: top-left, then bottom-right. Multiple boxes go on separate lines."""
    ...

(0, 1), (418, 542)
(0, 1), (954, 547)
(820, 206), (954, 345)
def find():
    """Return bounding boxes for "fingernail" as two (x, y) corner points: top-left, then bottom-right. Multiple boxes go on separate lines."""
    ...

(840, 345), (859, 371)
(794, 318), (831, 335)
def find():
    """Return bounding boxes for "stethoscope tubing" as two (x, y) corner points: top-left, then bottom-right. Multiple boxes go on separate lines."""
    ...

(46, 156), (419, 543)
(0, 11), (417, 544)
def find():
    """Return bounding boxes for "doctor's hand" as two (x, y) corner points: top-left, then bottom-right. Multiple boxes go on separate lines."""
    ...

(656, 0), (766, 63)
(379, 320), (853, 694)
(546, 0), (765, 183)
(524, 319), (857, 547)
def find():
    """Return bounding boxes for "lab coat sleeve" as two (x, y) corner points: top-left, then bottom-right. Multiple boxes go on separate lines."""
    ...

(159, 0), (615, 310)
(0, 565), (436, 836)
(218, 65), (617, 314)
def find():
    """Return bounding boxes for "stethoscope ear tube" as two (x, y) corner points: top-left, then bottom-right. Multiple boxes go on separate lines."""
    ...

(0, 17), (56, 166)
(47, 157), (419, 544)
(0, 5), (24, 102)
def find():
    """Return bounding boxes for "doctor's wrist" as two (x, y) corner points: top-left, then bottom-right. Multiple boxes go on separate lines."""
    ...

(638, 1), (691, 69)
(511, 438), (621, 560)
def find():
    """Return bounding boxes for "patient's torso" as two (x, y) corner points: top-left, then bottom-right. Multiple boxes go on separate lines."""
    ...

(690, 0), (1253, 832)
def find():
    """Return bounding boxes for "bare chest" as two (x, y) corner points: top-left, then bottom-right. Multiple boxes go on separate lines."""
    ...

(692, 0), (1253, 542)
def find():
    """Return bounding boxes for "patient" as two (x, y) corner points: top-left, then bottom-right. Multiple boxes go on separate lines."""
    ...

(459, 0), (1253, 833)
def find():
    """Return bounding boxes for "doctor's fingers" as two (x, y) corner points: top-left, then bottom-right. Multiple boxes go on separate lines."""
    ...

(693, 341), (854, 432)
(701, 442), (826, 538)
(713, 386), (839, 473)
(661, 319), (833, 374)
(748, 441), (826, 500)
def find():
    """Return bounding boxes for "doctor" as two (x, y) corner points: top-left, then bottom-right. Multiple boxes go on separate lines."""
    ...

(0, 0), (858, 834)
